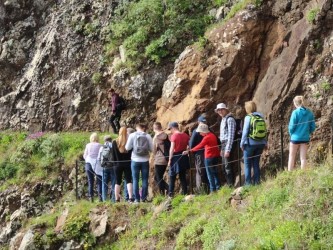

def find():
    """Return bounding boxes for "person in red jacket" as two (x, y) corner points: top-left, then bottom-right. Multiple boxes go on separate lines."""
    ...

(183, 123), (221, 193)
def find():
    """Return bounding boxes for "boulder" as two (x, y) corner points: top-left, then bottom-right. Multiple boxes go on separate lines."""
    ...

(89, 208), (108, 238)
(55, 208), (69, 233)
(9, 232), (25, 250)
(18, 230), (35, 250)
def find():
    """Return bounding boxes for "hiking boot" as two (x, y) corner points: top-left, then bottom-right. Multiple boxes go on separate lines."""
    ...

(89, 197), (94, 203)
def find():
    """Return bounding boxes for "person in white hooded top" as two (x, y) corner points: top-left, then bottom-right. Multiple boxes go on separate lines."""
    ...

(83, 133), (102, 202)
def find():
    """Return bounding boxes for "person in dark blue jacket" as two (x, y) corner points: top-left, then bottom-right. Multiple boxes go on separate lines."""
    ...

(189, 114), (209, 192)
(288, 96), (316, 171)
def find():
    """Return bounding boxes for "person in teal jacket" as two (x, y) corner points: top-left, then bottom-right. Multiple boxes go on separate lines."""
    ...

(288, 96), (316, 171)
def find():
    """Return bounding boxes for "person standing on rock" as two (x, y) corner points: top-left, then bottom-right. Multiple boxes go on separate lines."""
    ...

(189, 114), (209, 193)
(184, 123), (221, 193)
(125, 124), (153, 203)
(83, 133), (102, 202)
(152, 122), (169, 195)
(215, 103), (236, 187)
(240, 101), (267, 185)
(108, 88), (121, 134)
(288, 96), (316, 171)
(112, 126), (134, 202)
(168, 122), (190, 197)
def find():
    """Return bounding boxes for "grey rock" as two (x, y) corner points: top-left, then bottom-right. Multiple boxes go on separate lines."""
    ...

(18, 230), (35, 250)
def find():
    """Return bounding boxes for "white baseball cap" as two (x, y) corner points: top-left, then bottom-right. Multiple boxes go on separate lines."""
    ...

(215, 103), (228, 112)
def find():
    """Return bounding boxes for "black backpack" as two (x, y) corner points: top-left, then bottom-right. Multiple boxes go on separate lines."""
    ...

(117, 96), (127, 111)
(158, 137), (171, 160)
(225, 116), (243, 141)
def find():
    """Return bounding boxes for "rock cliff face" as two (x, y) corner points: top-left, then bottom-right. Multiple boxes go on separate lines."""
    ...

(156, 0), (333, 164)
(0, 0), (172, 132)
(1, 0), (332, 161)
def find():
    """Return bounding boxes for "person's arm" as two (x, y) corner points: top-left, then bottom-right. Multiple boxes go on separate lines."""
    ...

(83, 144), (88, 160)
(240, 116), (251, 150)
(125, 133), (134, 151)
(288, 111), (297, 135)
(225, 118), (236, 156)
(152, 136), (158, 155)
(168, 142), (175, 166)
(191, 136), (207, 153)
(97, 147), (102, 161)
(309, 112), (316, 134)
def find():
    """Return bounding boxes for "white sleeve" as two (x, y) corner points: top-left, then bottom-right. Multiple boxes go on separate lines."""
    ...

(125, 133), (134, 151)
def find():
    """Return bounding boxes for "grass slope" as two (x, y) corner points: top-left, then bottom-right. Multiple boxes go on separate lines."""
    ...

(25, 164), (333, 250)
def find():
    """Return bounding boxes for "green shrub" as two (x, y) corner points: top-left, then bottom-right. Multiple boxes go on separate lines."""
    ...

(40, 134), (63, 162)
(321, 81), (331, 92)
(175, 216), (208, 249)
(0, 160), (18, 180)
(307, 7), (320, 24)
(201, 216), (225, 250)
(107, 0), (214, 71)
(92, 72), (102, 85)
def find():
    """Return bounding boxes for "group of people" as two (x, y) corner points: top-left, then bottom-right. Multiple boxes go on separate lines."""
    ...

(83, 95), (316, 202)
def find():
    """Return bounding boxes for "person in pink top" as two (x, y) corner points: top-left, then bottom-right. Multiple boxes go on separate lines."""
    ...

(83, 132), (102, 202)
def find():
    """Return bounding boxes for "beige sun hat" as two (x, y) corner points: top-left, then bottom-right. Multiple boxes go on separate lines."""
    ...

(196, 123), (209, 133)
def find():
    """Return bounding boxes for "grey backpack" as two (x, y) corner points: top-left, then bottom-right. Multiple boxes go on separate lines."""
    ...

(134, 133), (150, 156)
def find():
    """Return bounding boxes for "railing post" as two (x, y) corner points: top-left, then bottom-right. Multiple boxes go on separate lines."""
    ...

(75, 160), (79, 200)
(280, 124), (284, 170)
(237, 139), (242, 187)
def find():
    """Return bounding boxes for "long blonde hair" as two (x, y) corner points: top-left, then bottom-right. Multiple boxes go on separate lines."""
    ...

(116, 127), (128, 153)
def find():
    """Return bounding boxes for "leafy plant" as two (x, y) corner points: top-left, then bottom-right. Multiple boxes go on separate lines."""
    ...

(92, 72), (102, 85)
(307, 7), (320, 24)
(321, 81), (331, 92)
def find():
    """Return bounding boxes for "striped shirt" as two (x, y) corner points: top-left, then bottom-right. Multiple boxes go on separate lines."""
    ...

(220, 113), (236, 152)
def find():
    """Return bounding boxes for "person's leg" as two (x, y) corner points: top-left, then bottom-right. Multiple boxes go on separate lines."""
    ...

(155, 165), (167, 194)
(160, 165), (169, 195)
(102, 168), (107, 201)
(288, 143), (299, 171)
(243, 145), (253, 186)
(114, 166), (122, 201)
(300, 143), (308, 170)
(168, 173), (176, 197)
(141, 161), (149, 201)
(110, 168), (116, 202)
(96, 174), (103, 202)
(85, 163), (94, 200)
(253, 145), (265, 185)
(114, 111), (121, 132)
(204, 158), (215, 192)
(109, 114), (117, 134)
(224, 156), (234, 187)
(195, 153), (203, 190)
(124, 165), (133, 200)
(131, 161), (140, 202)
(179, 170), (188, 195)
(211, 157), (221, 190)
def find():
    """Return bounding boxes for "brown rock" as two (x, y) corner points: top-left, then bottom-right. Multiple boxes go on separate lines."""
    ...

(54, 208), (68, 233)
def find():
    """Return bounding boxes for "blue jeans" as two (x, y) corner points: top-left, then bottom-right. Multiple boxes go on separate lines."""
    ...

(204, 158), (221, 192)
(131, 161), (149, 202)
(102, 168), (116, 202)
(85, 163), (102, 200)
(243, 144), (265, 185)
